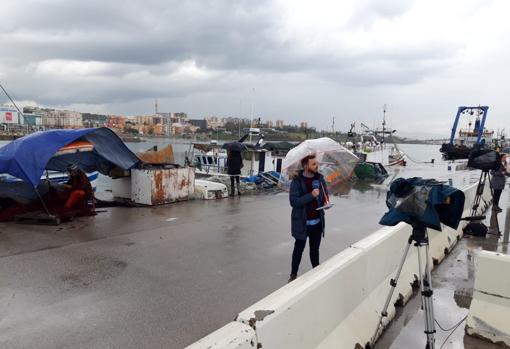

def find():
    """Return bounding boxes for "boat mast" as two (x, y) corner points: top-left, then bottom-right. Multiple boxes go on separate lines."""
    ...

(249, 88), (254, 144)
(382, 104), (387, 146)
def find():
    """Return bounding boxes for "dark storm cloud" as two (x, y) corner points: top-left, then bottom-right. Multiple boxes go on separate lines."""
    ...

(2, 0), (454, 72)
(0, 0), (474, 117)
(1, 0), (283, 68)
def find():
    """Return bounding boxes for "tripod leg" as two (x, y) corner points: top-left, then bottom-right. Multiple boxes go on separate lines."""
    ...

(471, 171), (487, 216)
(370, 235), (413, 346)
(417, 240), (436, 349)
(488, 173), (502, 235)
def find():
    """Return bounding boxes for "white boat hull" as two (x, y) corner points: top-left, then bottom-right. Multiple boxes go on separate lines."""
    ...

(43, 171), (99, 192)
(193, 179), (229, 200)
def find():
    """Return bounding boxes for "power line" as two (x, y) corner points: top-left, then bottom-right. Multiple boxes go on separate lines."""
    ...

(437, 315), (468, 349)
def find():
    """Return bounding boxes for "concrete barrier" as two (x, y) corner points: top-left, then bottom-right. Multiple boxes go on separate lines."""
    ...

(466, 251), (510, 347)
(187, 182), (490, 349)
(185, 322), (257, 349)
(237, 248), (365, 349)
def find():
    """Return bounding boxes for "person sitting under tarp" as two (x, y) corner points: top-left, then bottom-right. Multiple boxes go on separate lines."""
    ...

(63, 164), (94, 211)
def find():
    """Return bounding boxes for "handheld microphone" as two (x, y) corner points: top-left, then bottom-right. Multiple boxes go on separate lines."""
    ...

(312, 180), (321, 204)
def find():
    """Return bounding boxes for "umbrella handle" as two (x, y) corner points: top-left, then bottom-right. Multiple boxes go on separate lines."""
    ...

(320, 182), (330, 204)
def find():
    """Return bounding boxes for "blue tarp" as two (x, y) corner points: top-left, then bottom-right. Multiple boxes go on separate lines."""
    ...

(0, 128), (141, 187)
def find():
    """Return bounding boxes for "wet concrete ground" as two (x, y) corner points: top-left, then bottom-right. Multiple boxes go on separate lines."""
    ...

(0, 186), (392, 348)
(376, 190), (510, 349)
(0, 147), (487, 348)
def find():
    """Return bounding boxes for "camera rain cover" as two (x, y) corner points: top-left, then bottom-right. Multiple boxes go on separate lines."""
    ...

(380, 177), (465, 231)
(467, 149), (500, 171)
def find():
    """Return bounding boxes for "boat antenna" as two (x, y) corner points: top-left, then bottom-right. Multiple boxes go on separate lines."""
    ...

(0, 81), (27, 125)
(249, 88), (255, 143)
(382, 104), (387, 146)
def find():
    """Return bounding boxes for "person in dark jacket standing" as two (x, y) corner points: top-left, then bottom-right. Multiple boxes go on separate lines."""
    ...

(227, 150), (243, 196)
(490, 153), (509, 212)
(288, 154), (329, 282)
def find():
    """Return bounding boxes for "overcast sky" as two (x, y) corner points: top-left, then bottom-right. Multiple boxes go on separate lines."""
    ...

(1, 0), (509, 137)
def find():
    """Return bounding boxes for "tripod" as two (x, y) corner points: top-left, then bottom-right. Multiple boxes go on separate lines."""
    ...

(471, 170), (490, 217)
(370, 225), (436, 349)
(470, 170), (500, 235)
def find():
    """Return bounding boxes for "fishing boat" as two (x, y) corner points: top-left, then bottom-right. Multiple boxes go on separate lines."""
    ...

(193, 179), (229, 200)
(440, 106), (494, 160)
(388, 145), (406, 166)
(43, 170), (99, 190)
(188, 131), (288, 179)
(48, 140), (99, 190)
(354, 161), (388, 181)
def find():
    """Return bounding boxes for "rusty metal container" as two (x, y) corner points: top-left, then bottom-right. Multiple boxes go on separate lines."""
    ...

(130, 167), (195, 205)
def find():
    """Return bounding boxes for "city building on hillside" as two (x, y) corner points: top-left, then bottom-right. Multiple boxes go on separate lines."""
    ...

(82, 113), (108, 128)
(173, 112), (188, 120)
(23, 112), (43, 128)
(172, 122), (184, 135)
(44, 109), (82, 128)
(205, 116), (225, 130)
(276, 120), (284, 129)
(22, 106), (83, 129)
(152, 116), (160, 125)
(135, 115), (155, 126)
(0, 105), (20, 126)
(159, 112), (188, 128)
(106, 115), (127, 132)
(300, 122), (308, 129)
(189, 119), (208, 131)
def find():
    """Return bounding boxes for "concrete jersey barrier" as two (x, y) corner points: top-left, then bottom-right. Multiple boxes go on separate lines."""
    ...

(186, 182), (490, 349)
(466, 250), (510, 346)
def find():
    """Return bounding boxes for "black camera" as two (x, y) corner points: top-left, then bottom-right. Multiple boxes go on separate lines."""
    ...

(467, 149), (500, 171)
(379, 177), (465, 231)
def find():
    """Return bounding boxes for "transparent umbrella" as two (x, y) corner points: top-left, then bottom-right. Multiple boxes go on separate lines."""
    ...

(278, 137), (359, 190)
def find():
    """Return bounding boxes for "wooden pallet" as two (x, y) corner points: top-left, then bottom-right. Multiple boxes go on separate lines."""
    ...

(14, 211), (62, 226)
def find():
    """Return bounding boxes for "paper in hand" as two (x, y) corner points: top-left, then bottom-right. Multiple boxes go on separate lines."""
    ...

(316, 203), (334, 211)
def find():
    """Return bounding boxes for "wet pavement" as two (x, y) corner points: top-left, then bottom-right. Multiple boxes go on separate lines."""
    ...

(0, 145), (490, 348)
(0, 189), (391, 348)
(376, 189), (510, 349)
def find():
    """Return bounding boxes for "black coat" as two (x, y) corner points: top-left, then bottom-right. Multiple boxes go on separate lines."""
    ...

(289, 171), (328, 240)
(227, 151), (243, 175)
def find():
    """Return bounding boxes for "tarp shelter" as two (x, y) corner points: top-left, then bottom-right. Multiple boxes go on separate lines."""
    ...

(0, 127), (141, 187)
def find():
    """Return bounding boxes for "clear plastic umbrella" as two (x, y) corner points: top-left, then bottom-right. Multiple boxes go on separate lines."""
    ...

(278, 137), (359, 190)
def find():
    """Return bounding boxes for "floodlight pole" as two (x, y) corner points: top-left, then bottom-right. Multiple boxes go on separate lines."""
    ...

(370, 225), (436, 349)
